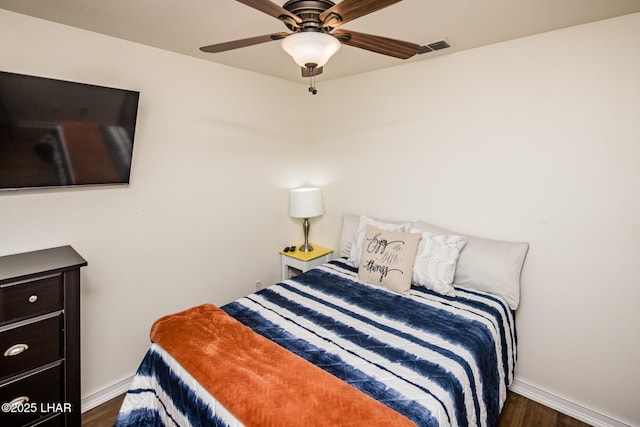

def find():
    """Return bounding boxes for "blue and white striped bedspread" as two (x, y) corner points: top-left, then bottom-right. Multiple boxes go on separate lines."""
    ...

(116, 259), (516, 427)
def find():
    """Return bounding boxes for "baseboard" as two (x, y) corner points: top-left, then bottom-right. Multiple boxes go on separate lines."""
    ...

(81, 375), (133, 413)
(509, 379), (630, 427)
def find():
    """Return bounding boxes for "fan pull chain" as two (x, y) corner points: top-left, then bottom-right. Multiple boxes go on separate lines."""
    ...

(307, 63), (318, 95)
(308, 75), (317, 95)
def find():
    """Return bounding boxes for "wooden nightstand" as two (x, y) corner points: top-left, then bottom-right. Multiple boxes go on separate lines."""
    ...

(280, 245), (333, 280)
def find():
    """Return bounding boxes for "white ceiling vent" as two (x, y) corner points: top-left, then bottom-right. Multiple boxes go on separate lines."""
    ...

(418, 39), (451, 55)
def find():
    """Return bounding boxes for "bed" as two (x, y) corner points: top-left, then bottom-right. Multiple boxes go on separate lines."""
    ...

(115, 215), (528, 427)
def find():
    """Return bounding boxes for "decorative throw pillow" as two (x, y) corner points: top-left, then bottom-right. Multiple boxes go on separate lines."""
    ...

(347, 216), (411, 267)
(411, 229), (468, 296)
(357, 225), (421, 295)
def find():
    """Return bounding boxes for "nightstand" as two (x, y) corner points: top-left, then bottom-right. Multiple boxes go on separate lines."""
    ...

(280, 245), (333, 280)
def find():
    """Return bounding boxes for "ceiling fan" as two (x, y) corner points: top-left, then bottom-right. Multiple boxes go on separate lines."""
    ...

(199, 0), (422, 94)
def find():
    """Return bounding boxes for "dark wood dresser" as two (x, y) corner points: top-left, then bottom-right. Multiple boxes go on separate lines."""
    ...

(0, 246), (87, 427)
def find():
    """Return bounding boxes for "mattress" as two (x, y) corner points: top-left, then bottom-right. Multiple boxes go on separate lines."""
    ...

(116, 259), (516, 426)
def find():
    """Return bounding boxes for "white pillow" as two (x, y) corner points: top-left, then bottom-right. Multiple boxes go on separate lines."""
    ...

(411, 229), (467, 296)
(412, 221), (529, 309)
(339, 214), (360, 258)
(347, 216), (411, 267)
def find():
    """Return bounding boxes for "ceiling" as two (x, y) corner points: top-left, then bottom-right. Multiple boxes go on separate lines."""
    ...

(2, 0), (639, 83)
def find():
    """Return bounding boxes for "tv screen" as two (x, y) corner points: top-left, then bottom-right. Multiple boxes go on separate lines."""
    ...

(0, 71), (140, 191)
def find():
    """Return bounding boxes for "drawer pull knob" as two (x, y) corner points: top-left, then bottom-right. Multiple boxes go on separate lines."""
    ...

(7, 396), (30, 410)
(4, 344), (29, 357)
(28, 295), (38, 303)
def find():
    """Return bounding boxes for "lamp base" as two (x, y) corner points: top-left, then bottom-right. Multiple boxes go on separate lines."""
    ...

(299, 242), (314, 252)
(299, 217), (314, 252)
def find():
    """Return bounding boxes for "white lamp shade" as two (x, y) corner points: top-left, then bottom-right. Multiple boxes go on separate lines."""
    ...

(290, 187), (324, 218)
(281, 32), (341, 68)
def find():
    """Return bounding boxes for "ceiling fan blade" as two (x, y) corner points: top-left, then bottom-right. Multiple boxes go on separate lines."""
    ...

(236, 0), (302, 26)
(301, 66), (324, 78)
(334, 29), (419, 59)
(320, 0), (402, 28)
(200, 32), (289, 53)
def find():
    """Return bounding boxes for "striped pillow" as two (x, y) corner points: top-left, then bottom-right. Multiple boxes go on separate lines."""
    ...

(411, 229), (467, 296)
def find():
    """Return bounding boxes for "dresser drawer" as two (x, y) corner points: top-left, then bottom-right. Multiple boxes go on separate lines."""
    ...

(0, 362), (63, 427)
(0, 315), (63, 381)
(0, 275), (63, 325)
(31, 414), (63, 426)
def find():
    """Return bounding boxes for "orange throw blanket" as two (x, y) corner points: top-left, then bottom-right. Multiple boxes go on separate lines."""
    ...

(150, 304), (415, 427)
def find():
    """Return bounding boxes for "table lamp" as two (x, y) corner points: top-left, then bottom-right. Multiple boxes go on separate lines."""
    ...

(289, 187), (324, 252)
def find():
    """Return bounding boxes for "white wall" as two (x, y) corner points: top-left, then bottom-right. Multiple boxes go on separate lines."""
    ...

(307, 13), (640, 426)
(0, 9), (308, 402)
(2, 7), (639, 426)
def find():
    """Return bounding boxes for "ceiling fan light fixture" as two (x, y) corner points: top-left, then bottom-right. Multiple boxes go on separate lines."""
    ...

(281, 32), (341, 68)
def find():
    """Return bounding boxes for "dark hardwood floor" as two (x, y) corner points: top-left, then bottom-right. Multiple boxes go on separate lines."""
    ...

(82, 391), (593, 426)
(496, 392), (592, 427)
(82, 394), (125, 427)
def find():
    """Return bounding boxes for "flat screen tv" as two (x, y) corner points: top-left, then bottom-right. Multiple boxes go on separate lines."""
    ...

(0, 71), (140, 191)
